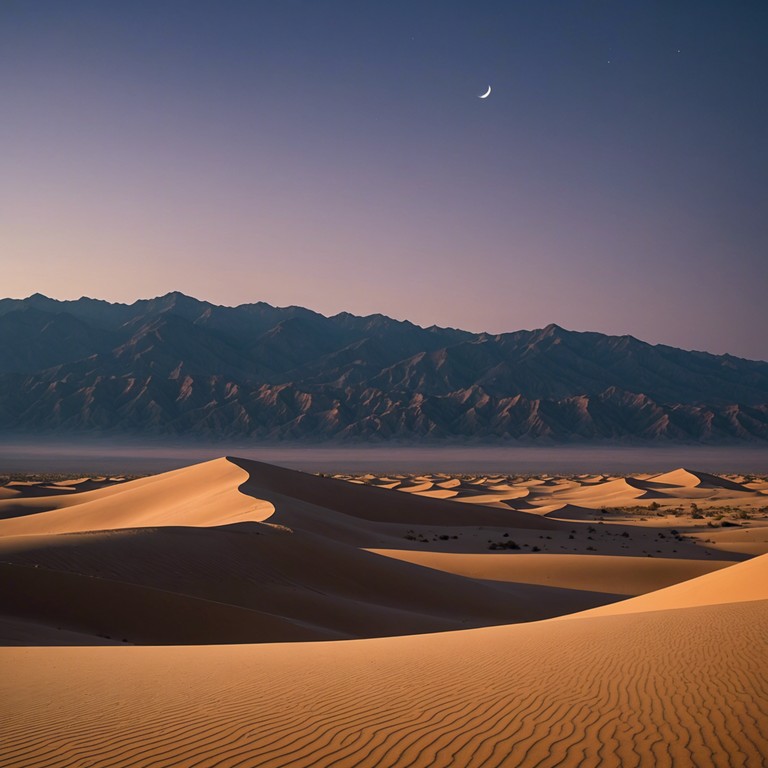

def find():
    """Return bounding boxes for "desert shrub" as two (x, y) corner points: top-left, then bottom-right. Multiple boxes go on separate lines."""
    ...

(488, 540), (520, 551)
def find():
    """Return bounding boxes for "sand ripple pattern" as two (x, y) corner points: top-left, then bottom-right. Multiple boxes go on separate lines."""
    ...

(2, 599), (767, 768)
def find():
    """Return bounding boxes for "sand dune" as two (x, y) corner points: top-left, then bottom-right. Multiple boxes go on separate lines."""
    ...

(230, 458), (559, 532)
(538, 476), (665, 506)
(369, 550), (734, 595)
(2, 593), (765, 767)
(2, 457), (767, 767)
(0, 458), (273, 535)
(697, 524), (768, 556)
(397, 481), (435, 493)
(1, 457), (764, 645)
(0, 523), (599, 642)
(411, 488), (460, 499)
(651, 467), (752, 492)
(563, 550), (768, 619)
(0, 459), (582, 643)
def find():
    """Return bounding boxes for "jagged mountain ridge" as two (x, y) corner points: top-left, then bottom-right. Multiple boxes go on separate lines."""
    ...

(0, 292), (766, 442)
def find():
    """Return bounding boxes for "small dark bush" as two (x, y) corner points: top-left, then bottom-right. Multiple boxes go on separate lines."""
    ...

(488, 540), (521, 551)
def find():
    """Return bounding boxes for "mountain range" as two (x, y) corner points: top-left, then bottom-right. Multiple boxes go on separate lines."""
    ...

(0, 292), (766, 443)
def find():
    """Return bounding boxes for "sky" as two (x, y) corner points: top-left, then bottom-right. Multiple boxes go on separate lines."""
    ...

(1, 1), (766, 360)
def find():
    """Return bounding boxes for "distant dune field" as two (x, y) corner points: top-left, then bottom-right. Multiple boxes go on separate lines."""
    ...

(1, 457), (767, 767)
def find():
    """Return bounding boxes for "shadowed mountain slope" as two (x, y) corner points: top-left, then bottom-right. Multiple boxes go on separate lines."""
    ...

(1, 292), (767, 441)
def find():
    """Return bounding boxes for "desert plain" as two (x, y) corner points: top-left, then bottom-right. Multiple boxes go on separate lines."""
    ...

(1, 456), (767, 767)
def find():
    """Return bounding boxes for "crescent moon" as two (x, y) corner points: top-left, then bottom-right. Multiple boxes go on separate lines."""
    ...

(479, 85), (491, 99)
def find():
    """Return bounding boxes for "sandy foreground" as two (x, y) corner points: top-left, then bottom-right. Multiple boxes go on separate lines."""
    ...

(1, 457), (767, 767)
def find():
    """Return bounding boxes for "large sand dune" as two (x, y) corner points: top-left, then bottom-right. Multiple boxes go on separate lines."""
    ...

(2, 587), (766, 767)
(0, 458), (272, 534)
(2, 456), (767, 767)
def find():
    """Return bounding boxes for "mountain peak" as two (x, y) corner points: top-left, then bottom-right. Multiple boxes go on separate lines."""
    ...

(157, 290), (197, 301)
(24, 292), (61, 308)
(150, 291), (204, 306)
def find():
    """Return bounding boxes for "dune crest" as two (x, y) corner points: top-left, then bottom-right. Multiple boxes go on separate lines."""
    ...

(0, 458), (274, 535)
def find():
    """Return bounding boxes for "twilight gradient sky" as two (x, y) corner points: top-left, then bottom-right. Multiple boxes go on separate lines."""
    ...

(1, 1), (766, 359)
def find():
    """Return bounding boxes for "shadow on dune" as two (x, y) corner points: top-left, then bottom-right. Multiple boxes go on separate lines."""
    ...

(229, 456), (561, 538)
(0, 459), (622, 646)
(0, 526), (624, 646)
(0, 501), (60, 521)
